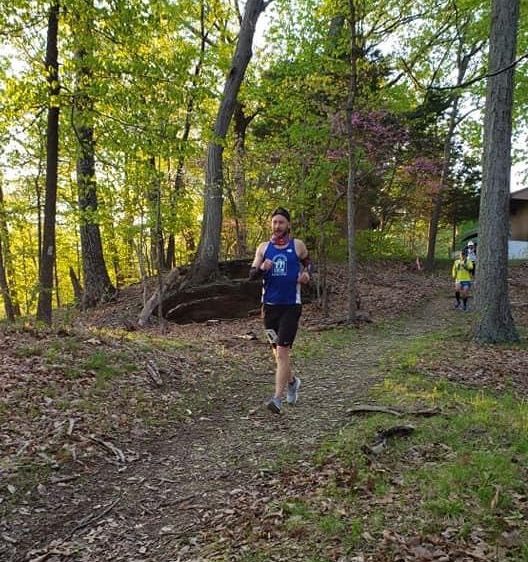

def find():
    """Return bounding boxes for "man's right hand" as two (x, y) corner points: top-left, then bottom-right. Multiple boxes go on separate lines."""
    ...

(260, 259), (273, 271)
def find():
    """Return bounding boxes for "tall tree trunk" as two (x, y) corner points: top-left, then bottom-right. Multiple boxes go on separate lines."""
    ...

(474, 0), (519, 343)
(147, 156), (165, 272)
(425, 98), (459, 270)
(35, 152), (44, 270)
(73, 19), (116, 309)
(346, 0), (359, 323)
(232, 101), (254, 258)
(0, 236), (15, 321)
(186, 0), (268, 286)
(54, 253), (61, 308)
(0, 183), (20, 316)
(69, 265), (83, 303)
(425, 35), (481, 270)
(36, 1), (60, 325)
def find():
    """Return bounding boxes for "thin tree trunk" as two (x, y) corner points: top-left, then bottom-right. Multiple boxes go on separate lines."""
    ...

(187, 0), (268, 286)
(35, 151), (43, 272)
(0, 183), (20, 316)
(36, 1), (60, 325)
(474, 0), (519, 343)
(54, 253), (61, 308)
(425, 100), (459, 270)
(73, 14), (116, 309)
(147, 156), (165, 272)
(425, 37), (480, 270)
(231, 102), (254, 258)
(346, 0), (359, 323)
(69, 266), (83, 303)
(155, 160), (165, 326)
(0, 237), (15, 321)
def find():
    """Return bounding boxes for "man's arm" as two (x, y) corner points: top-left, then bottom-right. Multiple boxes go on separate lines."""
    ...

(249, 242), (271, 280)
(251, 243), (265, 269)
(294, 239), (307, 259)
(295, 239), (312, 284)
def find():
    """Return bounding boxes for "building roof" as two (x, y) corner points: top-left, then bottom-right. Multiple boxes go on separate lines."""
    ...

(511, 187), (528, 200)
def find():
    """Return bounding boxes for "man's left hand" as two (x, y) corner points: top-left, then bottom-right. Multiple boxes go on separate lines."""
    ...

(298, 271), (311, 284)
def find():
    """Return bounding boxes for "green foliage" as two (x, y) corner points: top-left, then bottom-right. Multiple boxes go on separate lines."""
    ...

(0, 0), (523, 321)
(355, 230), (414, 260)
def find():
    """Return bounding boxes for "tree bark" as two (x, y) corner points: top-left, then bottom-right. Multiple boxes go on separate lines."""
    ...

(36, 1), (60, 325)
(146, 156), (165, 272)
(346, 0), (359, 323)
(474, 0), (519, 343)
(0, 183), (20, 317)
(73, 19), (116, 309)
(231, 101), (255, 258)
(186, 0), (268, 286)
(0, 235), (15, 321)
(69, 266), (83, 303)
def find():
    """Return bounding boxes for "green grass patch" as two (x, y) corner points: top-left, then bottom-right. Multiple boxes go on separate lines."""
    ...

(83, 350), (120, 384)
(313, 366), (528, 556)
(14, 344), (44, 358)
(289, 328), (528, 559)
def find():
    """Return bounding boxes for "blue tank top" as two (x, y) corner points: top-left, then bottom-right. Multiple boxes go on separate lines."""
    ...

(262, 239), (301, 305)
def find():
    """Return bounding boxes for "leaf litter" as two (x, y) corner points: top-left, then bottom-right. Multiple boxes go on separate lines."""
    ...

(1, 260), (527, 561)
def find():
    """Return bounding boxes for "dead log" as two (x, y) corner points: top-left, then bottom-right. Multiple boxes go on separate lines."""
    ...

(138, 258), (316, 325)
(165, 280), (261, 323)
(138, 266), (181, 327)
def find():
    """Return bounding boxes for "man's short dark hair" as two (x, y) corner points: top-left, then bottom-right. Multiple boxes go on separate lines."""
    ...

(271, 207), (291, 222)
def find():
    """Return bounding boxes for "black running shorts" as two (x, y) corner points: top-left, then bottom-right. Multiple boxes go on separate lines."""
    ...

(263, 304), (302, 347)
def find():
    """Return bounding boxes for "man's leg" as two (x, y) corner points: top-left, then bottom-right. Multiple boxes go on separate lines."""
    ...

(274, 345), (292, 399)
(266, 346), (289, 414)
(265, 305), (301, 413)
(454, 283), (461, 308)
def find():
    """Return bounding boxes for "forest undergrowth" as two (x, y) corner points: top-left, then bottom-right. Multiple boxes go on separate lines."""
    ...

(1, 260), (528, 561)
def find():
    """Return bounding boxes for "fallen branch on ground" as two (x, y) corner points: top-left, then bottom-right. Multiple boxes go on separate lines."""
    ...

(362, 424), (416, 455)
(347, 405), (441, 417)
(88, 435), (126, 463)
(69, 497), (121, 537)
(347, 405), (403, 417)
(146, 359), (164, 386)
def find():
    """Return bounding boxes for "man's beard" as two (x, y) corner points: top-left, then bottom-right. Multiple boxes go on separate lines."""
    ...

(271, 230), (289, 245)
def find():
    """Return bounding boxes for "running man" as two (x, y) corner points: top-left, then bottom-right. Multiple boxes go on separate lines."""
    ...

(452, 249), (474, 311)
(249, 207), (312, 414)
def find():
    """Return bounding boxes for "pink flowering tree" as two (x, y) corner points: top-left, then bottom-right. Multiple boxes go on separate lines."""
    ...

(328, 109), (415, 229)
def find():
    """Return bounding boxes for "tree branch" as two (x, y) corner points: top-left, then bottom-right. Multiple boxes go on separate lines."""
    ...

(434, 51), (528, 91)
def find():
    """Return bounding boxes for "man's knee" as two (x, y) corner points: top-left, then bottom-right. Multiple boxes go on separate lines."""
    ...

(276, 345), (291, 361)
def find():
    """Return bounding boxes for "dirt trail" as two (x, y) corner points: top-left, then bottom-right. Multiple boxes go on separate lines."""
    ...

(4, 291), (464, 562)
